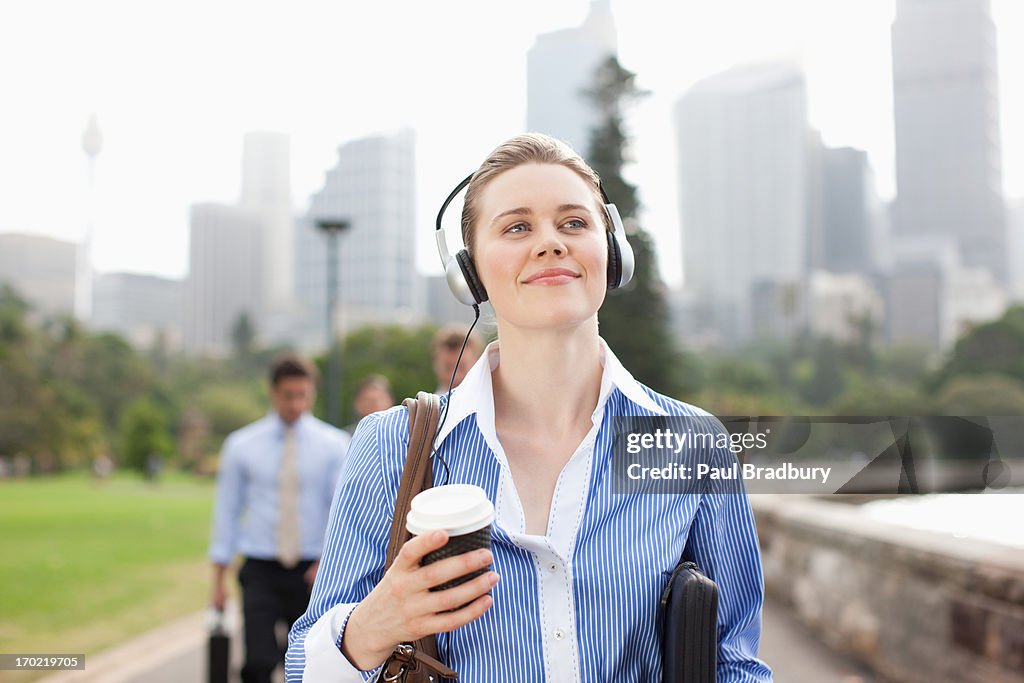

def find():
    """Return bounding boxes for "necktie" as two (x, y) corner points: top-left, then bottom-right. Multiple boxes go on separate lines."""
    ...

(277, 426), (301, 568)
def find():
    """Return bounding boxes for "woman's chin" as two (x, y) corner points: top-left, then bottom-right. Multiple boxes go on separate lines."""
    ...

(499, 308), (600, 333)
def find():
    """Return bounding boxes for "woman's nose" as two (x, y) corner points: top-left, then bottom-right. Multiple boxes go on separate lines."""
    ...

(533, 226), (567, 258)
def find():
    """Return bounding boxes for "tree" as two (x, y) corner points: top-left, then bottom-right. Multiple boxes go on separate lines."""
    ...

(117, 397), (173, 473)
(197, 384), (266, 443)
(0, 283), (31, 347)
(801, 338), (846, 407)
(583, 56), (698, 399)
(0, 285), (40, 456)
(71, 332), (155, 434)
(231, 311), (257, 361)
(935, 374), (1024, 416)
(878, 342), (936, 385)
(829, 376), (933, 416)
(323, 324), (437, 427)
(931, 306), (1024, 390)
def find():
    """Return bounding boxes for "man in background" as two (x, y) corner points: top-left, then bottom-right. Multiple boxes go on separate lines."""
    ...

(433, 324), (485, 393)
(208, 354), (350, 683)
(344, 373), (395, 434)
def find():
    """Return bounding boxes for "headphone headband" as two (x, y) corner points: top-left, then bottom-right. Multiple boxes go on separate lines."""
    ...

(435, 173), (474, 234)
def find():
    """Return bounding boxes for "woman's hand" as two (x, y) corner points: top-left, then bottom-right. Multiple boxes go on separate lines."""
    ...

(340, 530), (499, 671)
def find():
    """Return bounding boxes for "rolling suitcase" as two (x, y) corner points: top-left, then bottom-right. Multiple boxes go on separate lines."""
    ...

(207, 609), (230, 683)
(661, 561), (718, 683)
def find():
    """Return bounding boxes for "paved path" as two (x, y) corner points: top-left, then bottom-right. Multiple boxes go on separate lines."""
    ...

(39, 595), (878, 683)
(761, 595), (878, 683)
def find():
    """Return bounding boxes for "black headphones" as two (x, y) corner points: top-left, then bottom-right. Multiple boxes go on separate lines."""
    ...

(434, 173), (635, 306)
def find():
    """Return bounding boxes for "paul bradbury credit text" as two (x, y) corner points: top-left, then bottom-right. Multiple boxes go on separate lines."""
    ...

(625, 462), (833, 484)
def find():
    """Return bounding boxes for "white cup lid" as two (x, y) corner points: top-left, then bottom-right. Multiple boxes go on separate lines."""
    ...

(406, 484), (495, 537)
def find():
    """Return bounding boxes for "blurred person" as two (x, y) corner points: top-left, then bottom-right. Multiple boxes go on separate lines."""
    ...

(144, 452), (163, 482)
(344, 374), (395, 434)
(209, 353), (350, 683)
(12, 454), (30, 478)
(91, 453), (113, 481)
(287, 134), (770, 681)
(433, 323), (485, 392)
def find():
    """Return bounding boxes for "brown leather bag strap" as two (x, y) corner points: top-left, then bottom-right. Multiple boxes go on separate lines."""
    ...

(381, 391), (457, 681)
(385, 391), (440, 568)
(382, 643), (457, 682)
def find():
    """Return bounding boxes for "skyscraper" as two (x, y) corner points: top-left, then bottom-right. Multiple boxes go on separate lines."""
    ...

(526, 0), (617, 156)
(294, 129), (419, 347)
(1009, 199), (1024, 301)
(183, 203), (263, 355)
(884, 236), (1007, 349)
(0, 233), (76, 318)
(240, 131), (295, 340)
(815, 146), (882, 275)
(673, 63), (810, 342)
(182, 132), (295, 354)
(891, 0), (1006, 283)
(92, 272), (182, 348)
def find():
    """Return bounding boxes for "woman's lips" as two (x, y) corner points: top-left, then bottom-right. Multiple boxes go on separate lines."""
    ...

(523, 268), (580, 285)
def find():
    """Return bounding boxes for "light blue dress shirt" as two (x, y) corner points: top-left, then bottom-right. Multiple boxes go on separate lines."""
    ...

(286, 342), (772, 682)
(208, 412), (351, 565)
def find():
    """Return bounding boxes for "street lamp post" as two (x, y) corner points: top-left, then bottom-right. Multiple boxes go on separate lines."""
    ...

(78, 115), (103, 322)
(315, 218), (351, 427)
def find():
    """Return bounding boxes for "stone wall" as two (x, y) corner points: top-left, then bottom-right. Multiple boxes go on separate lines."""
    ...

(751, 495), (1024, 683)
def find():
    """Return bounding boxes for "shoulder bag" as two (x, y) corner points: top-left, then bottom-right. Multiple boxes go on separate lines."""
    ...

(380, 392), (459, 683)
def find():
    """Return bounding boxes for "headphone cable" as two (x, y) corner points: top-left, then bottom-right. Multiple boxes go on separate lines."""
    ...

(431, 303), (482, 486)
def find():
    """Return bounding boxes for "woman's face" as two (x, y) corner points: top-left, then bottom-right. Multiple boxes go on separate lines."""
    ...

(472, 163), (608, 332)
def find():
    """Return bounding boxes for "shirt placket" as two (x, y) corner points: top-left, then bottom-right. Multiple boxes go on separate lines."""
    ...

(495, 424), (599, 683)
(468, 351), (631, 683)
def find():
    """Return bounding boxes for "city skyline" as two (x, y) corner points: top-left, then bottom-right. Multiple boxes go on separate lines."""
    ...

(1, 0), (1023, 289)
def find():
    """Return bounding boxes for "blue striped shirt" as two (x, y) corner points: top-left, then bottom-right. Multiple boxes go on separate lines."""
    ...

(287, 342), (772, 682)
(208, 412), (351, 565)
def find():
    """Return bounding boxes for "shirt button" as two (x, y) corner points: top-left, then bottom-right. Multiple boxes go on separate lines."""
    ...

(553, 629), (564, 641)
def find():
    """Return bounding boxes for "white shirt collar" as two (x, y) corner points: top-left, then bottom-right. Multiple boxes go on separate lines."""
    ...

(268, 411), (309, 436)
(434, 338), (667, 450)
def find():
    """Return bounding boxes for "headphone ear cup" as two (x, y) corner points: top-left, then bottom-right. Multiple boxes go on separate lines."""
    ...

(456, 249), (489, 304)
(606, 229), (623, 289)
(603, 202), (633, 289)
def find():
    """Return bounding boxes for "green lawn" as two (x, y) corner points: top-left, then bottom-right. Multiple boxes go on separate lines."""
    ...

(0, 472), (216, 669)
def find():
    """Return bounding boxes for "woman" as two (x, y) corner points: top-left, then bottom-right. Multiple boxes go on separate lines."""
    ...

(286, 134), (772, 682)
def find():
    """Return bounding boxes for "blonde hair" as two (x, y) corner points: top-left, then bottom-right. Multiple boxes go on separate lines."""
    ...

(460, 133), (609, 254)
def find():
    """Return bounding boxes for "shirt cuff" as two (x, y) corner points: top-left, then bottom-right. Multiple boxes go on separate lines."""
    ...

(304, 602), (384, 682)
(208, 551), (232, 566)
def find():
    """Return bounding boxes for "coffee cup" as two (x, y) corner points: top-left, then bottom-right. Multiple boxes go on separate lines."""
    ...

(406, 484), (495, 593)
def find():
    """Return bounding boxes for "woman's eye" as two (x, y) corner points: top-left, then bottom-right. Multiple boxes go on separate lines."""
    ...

(506, 223), (528, 234)
(563, 219), (587, 230)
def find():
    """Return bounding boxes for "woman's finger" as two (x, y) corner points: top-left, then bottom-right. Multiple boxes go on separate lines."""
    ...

(394, 530), (450, 570)
(413, 569), (499, 615)
(418, 593), (495, 635)
(408, 547), (494, 593)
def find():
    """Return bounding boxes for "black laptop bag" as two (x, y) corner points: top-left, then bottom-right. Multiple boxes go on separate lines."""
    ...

(661, 560), (718, 683)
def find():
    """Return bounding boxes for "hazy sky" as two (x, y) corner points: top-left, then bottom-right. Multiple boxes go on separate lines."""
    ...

(1, 0), (1021, 287)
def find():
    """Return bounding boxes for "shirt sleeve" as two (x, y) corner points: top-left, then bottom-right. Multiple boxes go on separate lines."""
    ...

(208, 434), (244, 566)
(687, 445), (774, 683)
(286, 413), (396, 682)
(325, 430), (351, 516)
